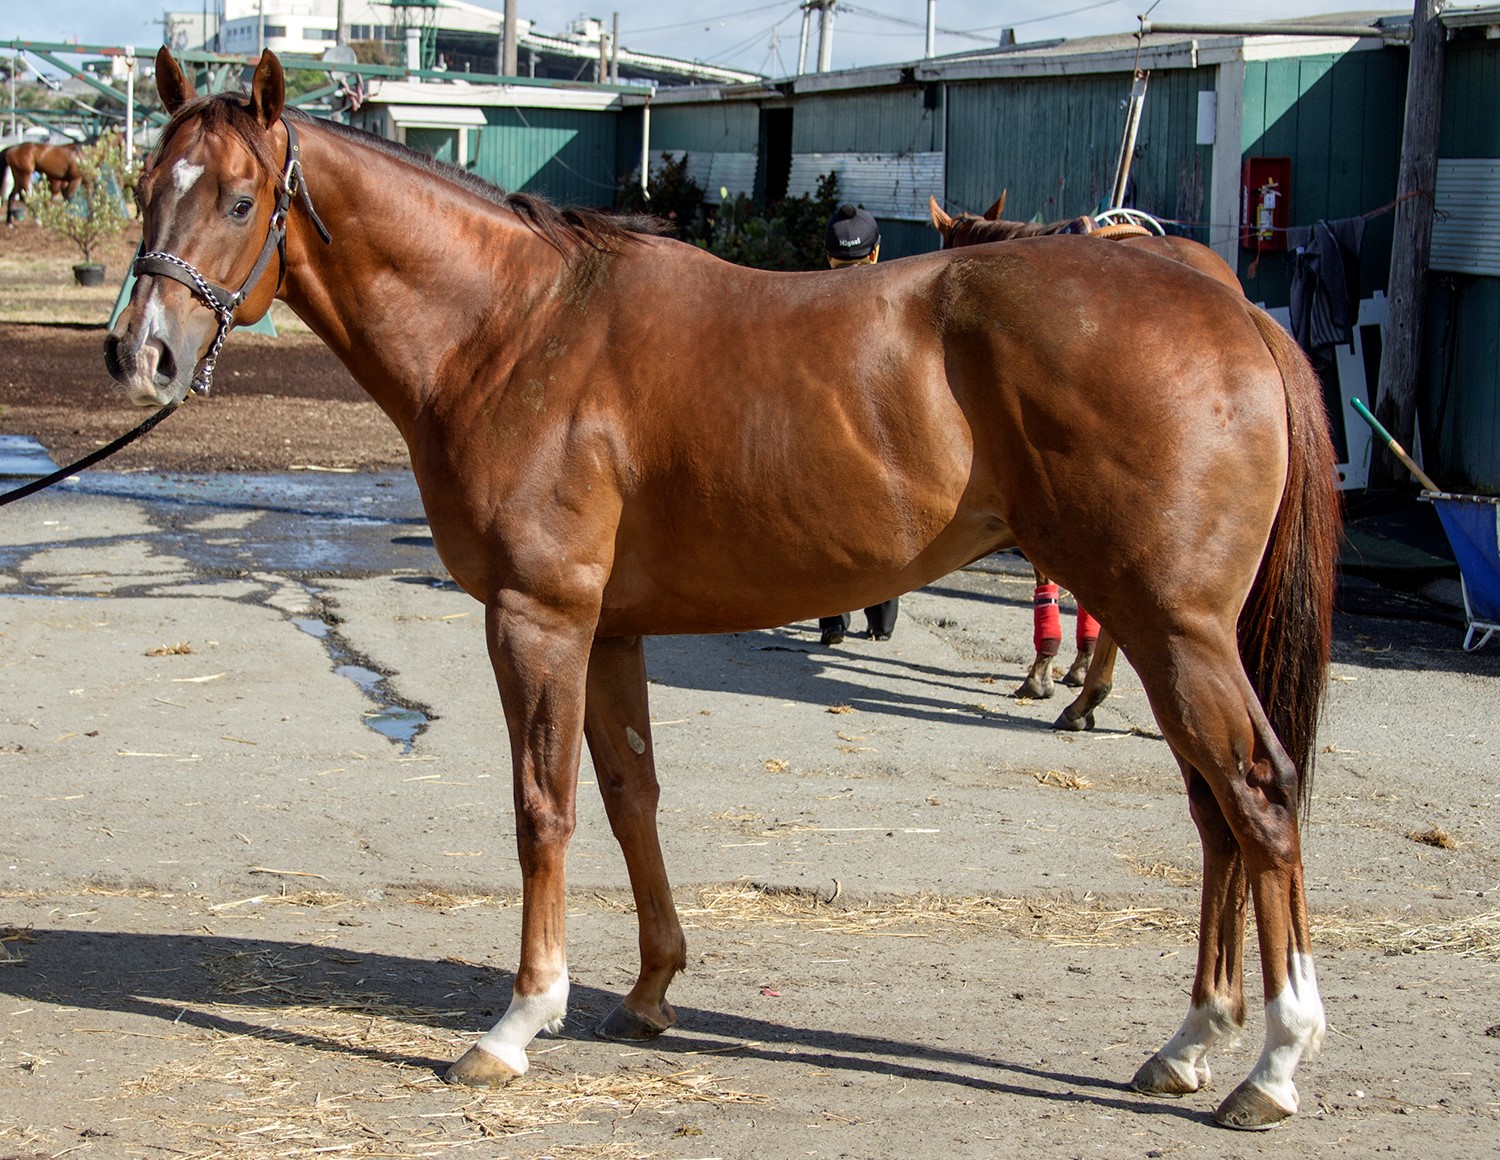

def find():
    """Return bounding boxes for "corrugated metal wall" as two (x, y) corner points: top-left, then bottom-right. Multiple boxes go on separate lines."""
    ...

(1426, 39), (1500, 490)
(472, 107), (620, 206)
(944, 67), (1214, 239)
(786, 87), (943, 258)
(1237, 48), (1406, 309)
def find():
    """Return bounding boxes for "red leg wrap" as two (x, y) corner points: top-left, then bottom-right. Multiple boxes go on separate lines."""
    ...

(1075, 606), (1100, 650)
(1032, 583), (1061, 655)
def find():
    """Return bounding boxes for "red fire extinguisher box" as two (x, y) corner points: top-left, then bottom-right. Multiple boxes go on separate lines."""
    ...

(1240, 156), (1292, 250)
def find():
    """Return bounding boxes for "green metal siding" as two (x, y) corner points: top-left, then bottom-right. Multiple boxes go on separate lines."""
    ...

(472, 107), (619, 207)
(789, 88), (942, 155)
(649, 102), (761, 153)
(1427, 40), (1500, 491)
(1238, 49), (1406, 308)
(944, 68), (1214, 238)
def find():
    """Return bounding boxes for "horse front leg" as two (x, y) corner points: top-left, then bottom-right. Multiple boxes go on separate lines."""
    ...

(583, 635), (687, 1041)
(446, 594), (594, 1087)
(1013, 570), (1059, 699)
(1053, 630), (1117, 732)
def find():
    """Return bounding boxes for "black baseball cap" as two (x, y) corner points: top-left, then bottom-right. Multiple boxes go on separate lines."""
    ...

(824, 203), (879, 260)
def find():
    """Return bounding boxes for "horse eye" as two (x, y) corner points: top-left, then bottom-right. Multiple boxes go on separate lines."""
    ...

(231, 198), (254, 219)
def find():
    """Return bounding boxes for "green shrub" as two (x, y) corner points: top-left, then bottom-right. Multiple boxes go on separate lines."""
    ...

(25, 133), (137, 266)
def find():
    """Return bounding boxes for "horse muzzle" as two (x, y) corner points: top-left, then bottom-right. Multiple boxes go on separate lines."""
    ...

(103, 322), (194, 406)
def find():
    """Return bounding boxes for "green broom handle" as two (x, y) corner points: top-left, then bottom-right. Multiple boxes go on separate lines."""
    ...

(1350, 398), (1441, 493)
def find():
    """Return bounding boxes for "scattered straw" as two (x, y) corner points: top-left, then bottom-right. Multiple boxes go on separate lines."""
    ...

(1407, 828), (1459, 850)
(1034, 769), (1090, 790)
(146, 641), (195, 656)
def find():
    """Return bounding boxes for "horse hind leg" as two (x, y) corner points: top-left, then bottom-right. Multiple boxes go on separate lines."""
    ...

(581, 635), (688, 1041)
(1131, 632), (1324, 1129)
(1053, 629), (1117, 732)
(1131, 762), (1248, 1095)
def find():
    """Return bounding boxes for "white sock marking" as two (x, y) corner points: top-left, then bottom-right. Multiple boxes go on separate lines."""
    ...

(472, 968), (569, 1077)
(1154, 997), (1239, 1088)
(1247, 951), (1325, 1113)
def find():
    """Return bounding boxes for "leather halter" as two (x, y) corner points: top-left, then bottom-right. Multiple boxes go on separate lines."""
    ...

(133, 116), (331, 396)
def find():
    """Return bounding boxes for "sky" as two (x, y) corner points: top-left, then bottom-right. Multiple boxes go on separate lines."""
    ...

(5, 1), (1419, 78)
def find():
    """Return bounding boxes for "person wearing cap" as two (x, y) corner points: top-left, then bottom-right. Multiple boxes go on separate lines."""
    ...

(816, 203), (899, 648)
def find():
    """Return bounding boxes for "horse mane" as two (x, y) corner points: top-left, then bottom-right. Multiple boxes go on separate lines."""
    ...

(947, 213), (1092, 245)
(288, 110), (668, 253)
(156, 97), (666, 254)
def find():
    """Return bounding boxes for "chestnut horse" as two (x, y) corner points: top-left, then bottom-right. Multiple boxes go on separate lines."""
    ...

(930, 195), (1244, 731)
(2, 140), (85, 219)
(106, 49), (1339, 1130)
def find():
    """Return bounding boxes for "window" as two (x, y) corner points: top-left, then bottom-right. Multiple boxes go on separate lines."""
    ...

(263, 25), (286, 38)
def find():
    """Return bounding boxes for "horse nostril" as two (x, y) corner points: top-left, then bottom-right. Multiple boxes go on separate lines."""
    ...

(152, 338), (177, 386)
(102, 333), (124, 380)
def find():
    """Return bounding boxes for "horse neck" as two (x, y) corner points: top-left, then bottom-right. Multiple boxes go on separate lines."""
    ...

(279, 121), (568, 426)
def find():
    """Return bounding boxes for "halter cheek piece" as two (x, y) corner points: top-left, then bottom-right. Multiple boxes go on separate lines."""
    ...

(133, 116), (332, 396)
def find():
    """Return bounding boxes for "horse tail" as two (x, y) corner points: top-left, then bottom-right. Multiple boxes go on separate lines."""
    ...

(1240, 306), (1341, 816)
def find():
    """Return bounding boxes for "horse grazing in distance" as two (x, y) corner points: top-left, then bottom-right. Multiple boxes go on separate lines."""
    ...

(2, 140), (86, 221)
(106, 47), (1340, 1131)
(929, 194), (1244, 730)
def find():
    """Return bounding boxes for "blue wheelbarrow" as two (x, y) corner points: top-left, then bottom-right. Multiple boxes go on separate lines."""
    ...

(1353, 399), (1500, 651)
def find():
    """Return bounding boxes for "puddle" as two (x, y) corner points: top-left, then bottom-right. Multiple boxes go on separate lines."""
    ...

(336, 664), (430, 750)
(293, 612), (430, 752)
(0, 435), (58, 478)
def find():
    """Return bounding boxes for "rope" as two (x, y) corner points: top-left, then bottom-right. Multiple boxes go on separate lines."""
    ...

(0, 401), (182, 507)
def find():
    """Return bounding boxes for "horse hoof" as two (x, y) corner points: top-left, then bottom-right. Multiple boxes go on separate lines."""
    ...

(596, 1000), (675, 1042)
(1130, 1053), (1205, 1097)
(1215, 1081), (1294, 1130)
(1062, 663), (1090, 688)
(444, 1043), (524, 1088)
(1052, 708), (1094, 732)
(1013, 676), (1055, 700)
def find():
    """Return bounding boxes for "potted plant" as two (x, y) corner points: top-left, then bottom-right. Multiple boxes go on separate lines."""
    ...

(25, 133), (136, 286)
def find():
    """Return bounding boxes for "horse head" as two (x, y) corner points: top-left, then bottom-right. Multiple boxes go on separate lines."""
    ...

(105, 47), (290, 405)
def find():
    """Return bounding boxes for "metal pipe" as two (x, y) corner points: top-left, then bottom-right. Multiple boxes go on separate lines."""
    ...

(925, 0), (935, 58)
(1110, 72), (1148, 209)
(797, 5), (812, 75)
(1140, 20), (1404, 40)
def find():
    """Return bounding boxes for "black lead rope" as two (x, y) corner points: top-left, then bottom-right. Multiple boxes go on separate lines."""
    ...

(0, 401), (182, 508)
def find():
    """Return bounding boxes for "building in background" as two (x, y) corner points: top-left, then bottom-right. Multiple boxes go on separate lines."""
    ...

(178, 0), (759, 87)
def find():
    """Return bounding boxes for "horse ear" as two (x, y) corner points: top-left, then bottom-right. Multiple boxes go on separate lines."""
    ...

(155, 46), (195, 114)
(982, 191), (1007, 221)
(246, 51), (286, 128)
(928, 195), (953, 233)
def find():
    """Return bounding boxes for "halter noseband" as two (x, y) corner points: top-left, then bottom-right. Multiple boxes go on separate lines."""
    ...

(133, 116), (332, 396)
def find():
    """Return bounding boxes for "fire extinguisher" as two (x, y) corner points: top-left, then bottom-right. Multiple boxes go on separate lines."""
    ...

(1256, 179), (1280, 245)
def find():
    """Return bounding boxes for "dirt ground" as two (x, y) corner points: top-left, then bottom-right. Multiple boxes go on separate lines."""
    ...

(1, 223), (408, 473)
(2, 217), (1499, 1159)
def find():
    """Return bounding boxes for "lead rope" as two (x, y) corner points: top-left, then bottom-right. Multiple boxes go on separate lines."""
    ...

(0, 401), (182, 508)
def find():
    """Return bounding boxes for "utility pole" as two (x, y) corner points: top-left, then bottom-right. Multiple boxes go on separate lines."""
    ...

(925, 0), (936, 58)
(816, 0), (836, 72)
(611, 12), (620, 83)
(1372, 0), (1447, 488)
(797, 2), (812, 74)
(502, 0), (518, 75)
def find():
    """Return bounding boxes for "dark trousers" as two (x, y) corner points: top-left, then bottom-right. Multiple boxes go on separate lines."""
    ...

(820, 597), (899, 640)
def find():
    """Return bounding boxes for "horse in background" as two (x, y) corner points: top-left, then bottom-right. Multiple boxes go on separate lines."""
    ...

(929, 194), (1243, 730)
(3, 140), (86, 223)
